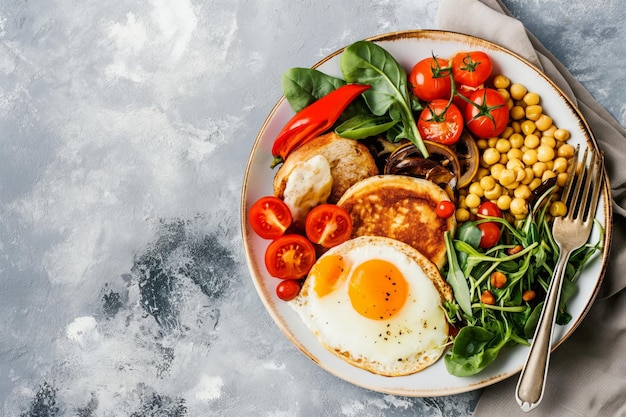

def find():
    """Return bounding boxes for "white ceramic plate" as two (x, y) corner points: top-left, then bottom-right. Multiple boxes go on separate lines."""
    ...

(240, 30), (612, 396)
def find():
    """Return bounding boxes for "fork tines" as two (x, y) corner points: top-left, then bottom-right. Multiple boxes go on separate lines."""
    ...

(560, 146), (604, 222)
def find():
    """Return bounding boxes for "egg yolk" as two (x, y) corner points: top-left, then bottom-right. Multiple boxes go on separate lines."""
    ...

(312, 254), (348, 297)
(348, 259), (408, 320)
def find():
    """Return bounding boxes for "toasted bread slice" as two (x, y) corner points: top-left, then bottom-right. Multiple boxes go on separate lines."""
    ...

(273, 132), (379, 204)
(337, 175), (456, 269)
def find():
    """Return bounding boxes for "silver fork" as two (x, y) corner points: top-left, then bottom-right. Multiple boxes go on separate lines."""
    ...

(515, 146), (604, 412)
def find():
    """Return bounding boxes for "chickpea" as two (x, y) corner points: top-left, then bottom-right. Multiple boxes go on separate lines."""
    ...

(543, 124), (557, 137)
(480, 175), (497, 191)
(510, 197), (528, 216)
(456, 208), (471, 222)
(465, 193), (481, 209)
(496, 194), (512, 211)
(554, 128), (570, 141)
(481, 290), (496, 305)
(521, 168), (534, 185)
(553, 156), (569, 173)
(524, 134), (540, 149)
(510, 83), (527, 100)
(490, 271), (508, 289)
(522, 149), (538, 166)
(557, 172), (569, 187)
(522, 92), (540, 106)
(477, 167), (490, 180)
(469, 182), (485, 197)
(493, 74), (510, 89)
(507, 148), (524, 162)
(535, 114), (553, 131)
(510, 105), (525, 120)
(557, 143), (576, 158)
(525, 105), (543, 121)
(542, 170), (557, 182)
(495, 138), (511, 154)
(500, 126), (514, 139)
(511, 120), (522, 133)
(483, 148), (500, 165)
(477, 138), (489, 150)
(490, 163), (505, 180)
(540, 135), (557, 149)
(532, 161), (547, 178)
(528, 178), (543, 190)
(484, 183), (503, 200)
(509, 133), (524, 149)
(536, 144), (555, 162)
(514, 184), (532, 200)
(498, 169), (517, 187)
(550, 201), (568, 217)
(487, 137), (498, 148)
(521, 120), (536, 135)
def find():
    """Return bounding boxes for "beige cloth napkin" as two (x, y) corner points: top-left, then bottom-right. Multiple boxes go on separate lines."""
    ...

(437, 0), (626, 416)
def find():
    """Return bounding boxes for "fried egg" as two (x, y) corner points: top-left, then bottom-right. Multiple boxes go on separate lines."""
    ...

(289, 235), (452, 376)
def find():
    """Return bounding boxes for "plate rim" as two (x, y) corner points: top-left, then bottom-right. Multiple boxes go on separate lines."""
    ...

(240, 29), (613, 396)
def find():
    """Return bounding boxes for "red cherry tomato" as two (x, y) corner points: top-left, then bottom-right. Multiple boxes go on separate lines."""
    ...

(478, 221), (501, 249)
(265, 234), (316, 279)
(436, 200), (456, 219)
(451, 51), (493, 87)
(276, 279), (301, 301)
(249, 196), (293, 239)
(305, 204), (353, 248)
(409, 57), (452, 102)
(477, 201), (503, 219)
(417, 100), (464, 145)
(464, 88), (509, 139)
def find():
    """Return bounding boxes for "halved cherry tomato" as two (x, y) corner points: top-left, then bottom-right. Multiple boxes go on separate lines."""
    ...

(464, 88), (509, 139)
(477, 201), (502, 219)
(276, 279), (301, 301)
(249, 196), (293, 239)
(409, 57), (452, 102)
(417, 99), (463, 145)
(265, 234), (316, 279)
(451, 51), (493, 87)
(436, 200), (456, 219)
(305, 204), (352, 248)
(478, 221), (501, 249)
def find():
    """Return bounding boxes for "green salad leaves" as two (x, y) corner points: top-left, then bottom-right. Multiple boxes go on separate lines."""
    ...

(443, 189), (603, 376)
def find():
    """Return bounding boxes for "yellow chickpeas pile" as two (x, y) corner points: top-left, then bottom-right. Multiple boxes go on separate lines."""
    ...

(456, 75), (575, 223)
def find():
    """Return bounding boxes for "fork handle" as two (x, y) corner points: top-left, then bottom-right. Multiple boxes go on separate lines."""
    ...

(515, 248), (571, 412)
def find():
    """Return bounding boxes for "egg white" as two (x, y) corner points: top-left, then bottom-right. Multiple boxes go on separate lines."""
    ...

(289, 236), (449, 376)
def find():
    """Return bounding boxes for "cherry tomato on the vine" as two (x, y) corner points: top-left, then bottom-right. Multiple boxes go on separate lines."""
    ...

(464, 88), (509, 139)
(436, 200), (456, 219)
(409, 57), (452, 102)
(265, 234), (316, 279)
(276, 279), (301, 301)
(249, 196), (293, 239)
(478, 221), (501, 249)
(451, 51), (493, 87)
(417, 99), (464, 145)
(305, 204), (353, 248)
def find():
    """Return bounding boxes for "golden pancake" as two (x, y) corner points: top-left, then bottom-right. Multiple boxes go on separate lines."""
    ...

(337, 175), (456, 269)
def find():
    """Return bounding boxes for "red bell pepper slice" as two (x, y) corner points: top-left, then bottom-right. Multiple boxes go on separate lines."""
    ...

(271, 83), (371, 168)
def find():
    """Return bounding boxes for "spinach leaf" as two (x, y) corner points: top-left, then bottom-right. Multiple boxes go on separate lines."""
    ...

(444, 325), (510, 377)
(334, 114), (398, 139)
(444, 231), (473, 318)
(339, 40), (429, 157)
(281, 68), (346, 112)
